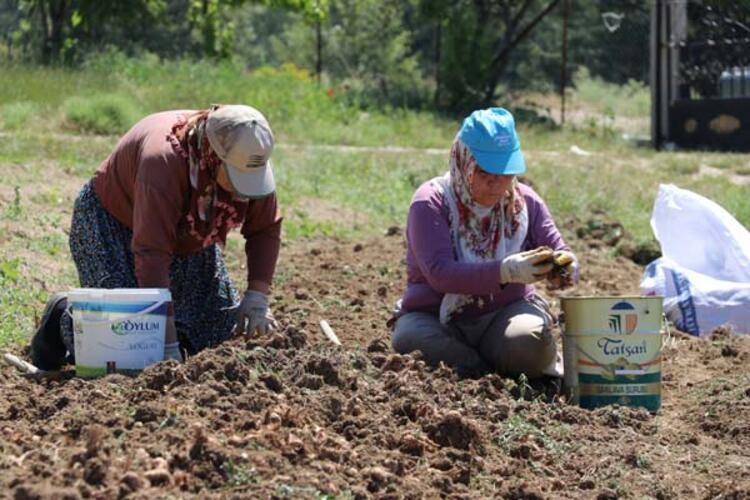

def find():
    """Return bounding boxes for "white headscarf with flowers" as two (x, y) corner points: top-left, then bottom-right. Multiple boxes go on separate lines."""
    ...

(434, 138), (528, 324)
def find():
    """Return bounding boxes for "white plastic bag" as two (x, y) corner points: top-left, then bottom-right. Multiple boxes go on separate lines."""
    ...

(640, 184), (750, 336)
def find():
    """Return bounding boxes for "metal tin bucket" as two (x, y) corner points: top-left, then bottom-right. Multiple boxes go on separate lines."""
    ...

(561, 296), (663, 412)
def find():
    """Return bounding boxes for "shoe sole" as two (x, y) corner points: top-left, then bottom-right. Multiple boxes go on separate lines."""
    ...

(29, 293), (68, 370)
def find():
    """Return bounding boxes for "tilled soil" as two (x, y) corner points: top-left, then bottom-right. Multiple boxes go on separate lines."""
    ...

(1, 232), (749, 499)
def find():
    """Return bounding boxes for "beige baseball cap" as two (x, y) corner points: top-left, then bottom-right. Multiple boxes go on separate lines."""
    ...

(205, 105), (275, 198)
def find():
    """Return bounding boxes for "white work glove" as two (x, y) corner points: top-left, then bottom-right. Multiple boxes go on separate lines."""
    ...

(164, 342), (183, 362)
(500, 247), (555, 285)
(548, 250), (579, 290)
(234, 290), (277, 336)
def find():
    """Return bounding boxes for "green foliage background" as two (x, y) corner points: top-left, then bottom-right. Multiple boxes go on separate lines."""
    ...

(0, 0), (651, 111)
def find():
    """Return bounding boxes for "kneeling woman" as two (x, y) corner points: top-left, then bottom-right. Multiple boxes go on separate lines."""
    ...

(392, 108), (578, 378)
(32, 105), (282, 368)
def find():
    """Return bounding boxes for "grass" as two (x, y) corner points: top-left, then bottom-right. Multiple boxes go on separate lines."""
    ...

(1, 56), (749, 347)
(274, 148), (444, 237)
(220, 460), (257, 487)
(0, 101), (40, 130)
(0, 258), (47, 346)
(496, 414), (572, 457)
(0, 54), (457, 147)
(571, 66), (651, 120)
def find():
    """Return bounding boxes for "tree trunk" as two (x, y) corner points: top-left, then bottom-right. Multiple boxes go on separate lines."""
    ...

(469, 0), (489, 66)
(560, 0), (569, 125)
(48, 0), (70, 63)
(38, 0), (51, 63)
(38, 0), (70, 64)
(316, 19), (322, 83)
(202, 0), (216, 58)
(434, 21), (441, 106)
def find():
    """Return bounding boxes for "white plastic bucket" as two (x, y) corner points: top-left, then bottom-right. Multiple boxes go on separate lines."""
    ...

(67, 288), (171, 378)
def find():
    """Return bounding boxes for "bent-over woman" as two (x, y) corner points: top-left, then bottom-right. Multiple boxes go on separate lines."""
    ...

(31, 104), (282, 369)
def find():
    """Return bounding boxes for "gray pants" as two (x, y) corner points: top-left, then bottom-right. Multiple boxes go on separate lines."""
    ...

(392, 299), (556, 378)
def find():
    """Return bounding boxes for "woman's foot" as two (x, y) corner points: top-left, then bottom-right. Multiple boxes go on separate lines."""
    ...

(29, 293), (68, 370)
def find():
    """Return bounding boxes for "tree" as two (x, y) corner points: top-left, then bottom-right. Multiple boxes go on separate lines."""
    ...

(428, 0), (561, 111)
(414, 0), (453, 105)
(21, 0), (70, 63)
(10, 0), (323, 63)
(481, 0), (562, 103)
(188, 0), (326, 59)
(272, 0), (328, 81)
(15, 0), (166, 63)
(324, 0), (426, 106)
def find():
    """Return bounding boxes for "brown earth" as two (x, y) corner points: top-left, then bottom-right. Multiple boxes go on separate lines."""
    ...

(1, 230), (749, 499)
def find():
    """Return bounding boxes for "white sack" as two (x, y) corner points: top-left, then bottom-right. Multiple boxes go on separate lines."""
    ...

(640, 184), (750, 336)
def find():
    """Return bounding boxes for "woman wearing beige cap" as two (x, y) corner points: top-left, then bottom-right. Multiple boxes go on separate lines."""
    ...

(30, 105), (282, 368)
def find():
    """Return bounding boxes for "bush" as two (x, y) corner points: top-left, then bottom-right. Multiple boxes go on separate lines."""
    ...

(63, 93), (141, 135)
(0, 101), (39, 130)
(0, 56), (455, 147)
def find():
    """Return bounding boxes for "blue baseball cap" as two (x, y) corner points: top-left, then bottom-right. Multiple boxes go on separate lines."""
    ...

(458, 107), (526, 175)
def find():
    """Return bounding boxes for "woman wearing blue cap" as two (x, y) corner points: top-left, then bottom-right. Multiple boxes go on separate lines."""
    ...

(391, 108), (578, 378)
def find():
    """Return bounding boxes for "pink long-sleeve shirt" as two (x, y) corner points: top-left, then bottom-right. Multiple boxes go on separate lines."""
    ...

(400, 178), (569, 320)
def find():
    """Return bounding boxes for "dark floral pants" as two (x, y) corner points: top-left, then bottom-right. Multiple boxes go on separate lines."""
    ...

(61, 182), (239, 356)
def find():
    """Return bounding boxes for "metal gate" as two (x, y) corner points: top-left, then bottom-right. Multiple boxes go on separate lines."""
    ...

(651, 0), (750, 150)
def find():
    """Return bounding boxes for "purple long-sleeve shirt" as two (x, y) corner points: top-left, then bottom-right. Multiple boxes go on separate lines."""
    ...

(399, 178), (569, 320)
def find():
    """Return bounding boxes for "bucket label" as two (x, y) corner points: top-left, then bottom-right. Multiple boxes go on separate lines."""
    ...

(607, 301), (638, 334)
(71, 299), (167, 378)
(111, 319), (163, 336)
(579, 382), (660, 397)
(562, 297), (663, 413)
(575, 334), (661, 380)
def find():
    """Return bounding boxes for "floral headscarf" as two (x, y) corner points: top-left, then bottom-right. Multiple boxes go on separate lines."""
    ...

(436, 138), (529, 323)
(447, 138), (525, 258)
(168, 113), (247, 248)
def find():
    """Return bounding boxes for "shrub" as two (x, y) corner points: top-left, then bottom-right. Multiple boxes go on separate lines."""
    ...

(0, 101), (39, 131)
(63, 93), (141, 135)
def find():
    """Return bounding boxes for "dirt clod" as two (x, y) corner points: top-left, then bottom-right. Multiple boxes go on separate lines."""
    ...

(363, 466), (392, 492)
(721, 344), (739, 357)
(120, 472), (144, 492)
(424, 411), (482, 451)
(145, 467), (172, 487)
(305, 357), (341, 386)
(260, 373), (284, 392)
(385, 225), (401, 236)
(580, 479), (596, 490)
(597, 488), (619, 500)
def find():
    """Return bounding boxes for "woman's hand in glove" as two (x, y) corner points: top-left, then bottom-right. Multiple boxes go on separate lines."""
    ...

(500, 247), (555, 284)
(547, 250), (579, 290)
(234, 290), (277, 336)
